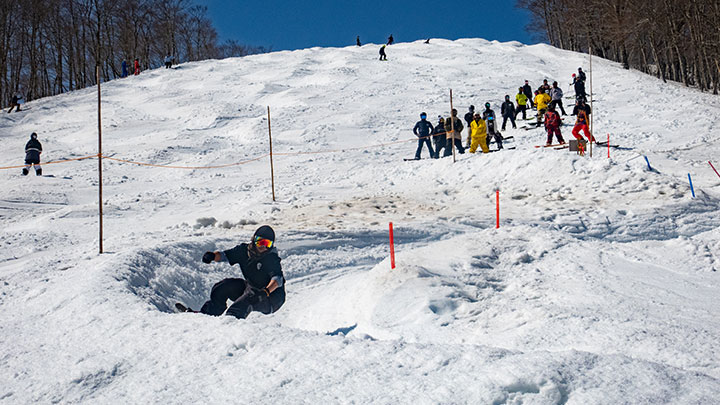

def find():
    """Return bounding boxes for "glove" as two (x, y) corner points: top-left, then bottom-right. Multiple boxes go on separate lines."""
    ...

(251, 287), (270, 305)
(202, 251), (216, 264)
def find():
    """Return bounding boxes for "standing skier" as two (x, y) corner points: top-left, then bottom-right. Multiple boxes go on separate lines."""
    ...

(469, 113), (488, 154)
(133, 58), (140, 75)
(443, 109), (465, 156)
(164, 54), (173, 69)
(23, 132), (42, 176)
(193, 225), (286, 319)
(413, 112), (435, 160)
(534, 90), (551, 126)
(387, 34), (394, 45)
(464, 105), (475, 148)
(356, 36), (361, 46)
(486, 115), (503, 150)
(121, 60), (128, 78)
(515, 87), (528, 120)
(500, 95), (516, 130)
(523, 80), (535, 109)
(549, 81), (566, 115)
(481, 102), (495, 121)
(572, 73), (586, 101)
(577, 67), (587, 83)
(432, 116), (446, 158)
(379, 45), (387, 61)
(543, 105), (565, 146)
(572, 102), (595, 143)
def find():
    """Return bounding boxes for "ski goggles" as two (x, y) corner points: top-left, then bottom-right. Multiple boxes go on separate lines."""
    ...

(254, 236), (273, 248)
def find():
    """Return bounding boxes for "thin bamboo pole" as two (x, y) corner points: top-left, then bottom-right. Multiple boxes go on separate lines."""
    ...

(589, 39), (594, 158)
(450, 89), (456, 163)
(267, 106), (276, 202)
(97, 64), (103, 254)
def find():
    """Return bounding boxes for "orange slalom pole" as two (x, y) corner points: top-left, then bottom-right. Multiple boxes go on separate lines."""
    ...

(496, 190), (500, 229)
(389, 222), (396, 269)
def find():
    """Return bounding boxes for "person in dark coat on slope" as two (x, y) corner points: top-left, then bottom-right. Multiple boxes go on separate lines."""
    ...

(500, 95), (517, 130)
(23, 132), (42, 176)
(387, 34), (394, 45)
(432, 116), (446, 158)
(523, 80), (535, 109)
(121, 60), (128, 78)
(356, 36), (361, 46)
(572, 73), (587, 101)
(8, 92), (22, 113)
(486, 115), (503, 150)
(443, 109), (465, 156)
(379, 45), (387, 61)
(196, 226), (286, 319)
(413, 112), (435, 159)
(464, 105), (475, 148)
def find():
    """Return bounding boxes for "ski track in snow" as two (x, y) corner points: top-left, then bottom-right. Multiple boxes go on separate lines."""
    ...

(1, 38), (719, 403)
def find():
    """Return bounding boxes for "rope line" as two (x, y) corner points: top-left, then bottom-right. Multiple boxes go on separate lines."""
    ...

(0, 153), (100, 170)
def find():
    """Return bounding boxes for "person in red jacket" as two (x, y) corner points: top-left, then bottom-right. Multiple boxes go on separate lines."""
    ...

(572, 105), (595, 143)
(133, 58), (140, 75)
(543, 105), (565, 146)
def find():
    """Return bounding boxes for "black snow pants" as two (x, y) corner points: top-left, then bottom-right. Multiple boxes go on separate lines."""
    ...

(200, 278), (273, 319)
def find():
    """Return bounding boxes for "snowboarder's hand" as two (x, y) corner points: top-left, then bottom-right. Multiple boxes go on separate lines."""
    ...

(202, 251), (216, 263)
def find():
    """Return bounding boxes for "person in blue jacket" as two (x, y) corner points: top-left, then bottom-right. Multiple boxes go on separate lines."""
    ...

(198, 225), (286, 319)
(23, 132), (43, 176)
(121, 60), (128, 78)
(413, 112), (435, 159)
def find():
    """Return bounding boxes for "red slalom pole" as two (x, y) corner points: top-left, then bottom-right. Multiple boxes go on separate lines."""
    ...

(607, 134), (610, 158)
(495, 190), (500, 229)
(389, 222), (396, 269)
(710, 161), (720, 179)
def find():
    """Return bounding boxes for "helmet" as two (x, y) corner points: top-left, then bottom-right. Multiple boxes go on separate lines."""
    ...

(30, 132), (37, 139)
(420, 112), (427, 119)
(505, 95), (510, 100)
(252, 225), (275, 244)
(572, 73), (576, 77)
(469, 105), (475, 111)
(485, 102), (490, 108)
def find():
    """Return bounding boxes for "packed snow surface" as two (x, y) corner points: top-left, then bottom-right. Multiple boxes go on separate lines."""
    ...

(1, 39), (720, 403)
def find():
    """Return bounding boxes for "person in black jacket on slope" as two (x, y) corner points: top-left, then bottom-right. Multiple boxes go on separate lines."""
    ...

(195, 225), (286, 319)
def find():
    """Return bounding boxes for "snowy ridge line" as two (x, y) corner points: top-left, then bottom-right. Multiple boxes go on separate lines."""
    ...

(0, 153), (99, 170)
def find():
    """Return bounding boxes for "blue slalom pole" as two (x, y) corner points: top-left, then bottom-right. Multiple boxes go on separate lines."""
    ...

(688, 173), (695, 198)
(644, 156), (652, 171)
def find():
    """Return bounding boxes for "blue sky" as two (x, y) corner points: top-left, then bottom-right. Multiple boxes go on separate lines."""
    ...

(202, 0), (536, 51)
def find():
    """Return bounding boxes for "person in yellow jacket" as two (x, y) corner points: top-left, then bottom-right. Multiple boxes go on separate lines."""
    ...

(533, 90), (551, 126)
(515, 87), (528, 119)
(469, 113), (489, 153)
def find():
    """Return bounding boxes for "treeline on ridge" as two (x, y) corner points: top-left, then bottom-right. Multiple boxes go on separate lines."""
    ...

(517, 0), (720, 94)
(0, 0), (268, 106)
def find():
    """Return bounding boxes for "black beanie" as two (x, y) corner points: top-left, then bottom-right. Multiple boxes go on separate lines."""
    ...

(253, 225), (275, 243)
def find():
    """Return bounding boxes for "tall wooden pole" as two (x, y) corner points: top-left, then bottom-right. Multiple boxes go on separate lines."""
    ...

(449, 89), (456, 163)
(267, 106), (276, 202)
(97, 65), (103, 253)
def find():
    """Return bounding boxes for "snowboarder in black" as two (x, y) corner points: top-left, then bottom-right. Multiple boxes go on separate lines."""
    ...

(8, 93), (22, 113)
(523, 80), (534, 109)
(413, 112), (435, 159)
(387, 34), (394, 45)
(463, 105), (475, 148)
(481, 102), (495, 121)
(432, 116), (446, 158)
(500, 95), (516, 130)
(23, 132), (42, 176)
(379, 45), (387, 61)
(577, 67), (587, 83)
(196, 225), (286, 319)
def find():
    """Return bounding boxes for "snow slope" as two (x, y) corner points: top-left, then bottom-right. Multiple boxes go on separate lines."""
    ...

(1, 38), (720, 403)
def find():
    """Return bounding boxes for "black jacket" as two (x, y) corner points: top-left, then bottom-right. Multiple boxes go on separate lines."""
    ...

(25, 139), (42, 161)
(413, 119), (434, 138)
(572, 104), (591, 116)
(482, 108), (496, 120)
(464, 111), (474, 126)
(224, 244), (285, 311)
(501, 101), (515, 117)
(522, 84), (533, 100)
